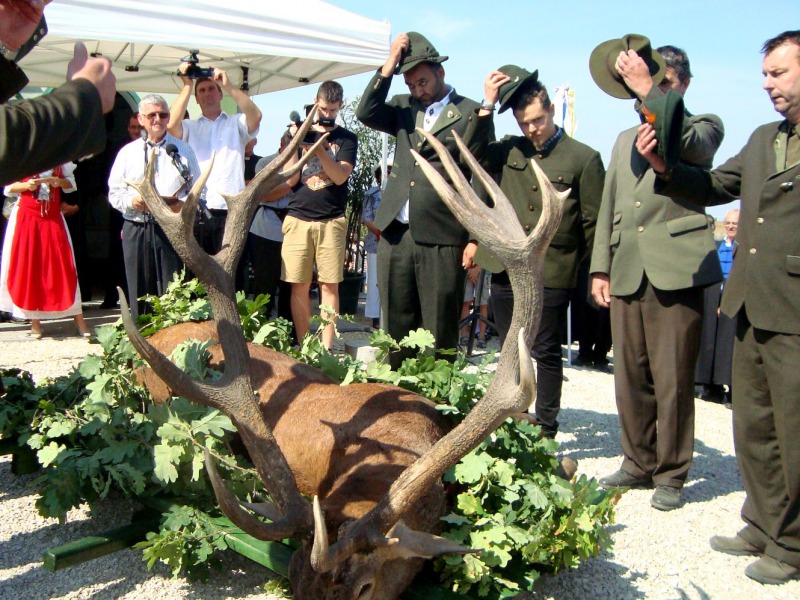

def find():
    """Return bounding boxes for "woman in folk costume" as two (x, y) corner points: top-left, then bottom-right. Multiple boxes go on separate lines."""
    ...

(1, 162), (92, 338)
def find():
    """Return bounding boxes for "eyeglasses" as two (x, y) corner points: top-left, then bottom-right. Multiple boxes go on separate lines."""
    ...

(724, 222), (738, 228)
(143, 111), (170, 121)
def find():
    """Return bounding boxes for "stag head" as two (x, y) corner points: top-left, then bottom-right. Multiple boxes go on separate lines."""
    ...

(119, 118), (567, 599)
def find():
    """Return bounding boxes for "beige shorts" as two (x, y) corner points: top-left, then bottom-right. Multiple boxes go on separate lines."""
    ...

(281, 215), (346, 284)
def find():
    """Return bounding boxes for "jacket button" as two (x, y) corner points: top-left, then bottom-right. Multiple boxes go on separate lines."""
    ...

(558, 176), (564, 182)
(532, 185), (538, 191)
(414, 161), (419, 166)
(637, 226), (644, 232)
(417, 142), (423, 147)
(524, 224), (531, 232)
(538, 154), (543, 159)
(513, 161), (518, 166)
(410, 181), (415, 187)
(635, 201), (641, 208)
(528, 205), (534, 211)
(750, 247), (757, 254)
(757, 217), (764, 224)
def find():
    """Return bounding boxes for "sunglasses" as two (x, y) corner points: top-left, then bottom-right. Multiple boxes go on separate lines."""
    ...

(143, 111), (170, 121)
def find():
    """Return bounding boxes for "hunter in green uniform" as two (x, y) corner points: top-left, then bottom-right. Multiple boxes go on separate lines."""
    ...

(469, 65), (604, 438)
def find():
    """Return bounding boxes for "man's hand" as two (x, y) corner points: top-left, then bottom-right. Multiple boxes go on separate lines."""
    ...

(380, 33), (409, 77)
(0, 0), (51, 52)
(213, 68), (231, 92)
(591, 274), (611, 308)
(615, 49), (653, 100)
(169, 200), (184, 214)
(131, 195), (147, 212)
(67, 42), (116, 114)
(483, 70), (511, 106)
(462, 241), (478, 270)
(60, 202), (78, 217)
(177, 61), (192, 86)
(467, 265), (480, 285)
(635, 123), (668, 174)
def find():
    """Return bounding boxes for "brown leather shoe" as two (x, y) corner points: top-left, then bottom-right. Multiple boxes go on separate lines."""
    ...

(710, 535), (762, 556)
(744, 556), (800, 585)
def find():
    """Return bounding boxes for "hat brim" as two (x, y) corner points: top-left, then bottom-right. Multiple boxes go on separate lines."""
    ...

(498, 69), (540, 113)
(395, 55), (448, 75)
(589, 38), (666, 99)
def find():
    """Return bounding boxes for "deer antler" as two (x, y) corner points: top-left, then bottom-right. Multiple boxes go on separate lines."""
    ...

(119, 112), (328, 540)
(310, 128), (569, 571)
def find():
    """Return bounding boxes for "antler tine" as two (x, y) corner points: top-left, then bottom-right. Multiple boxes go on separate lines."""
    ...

(216, 107), (324, 273)
(205, 451), (304, 540)
(313, 138), (566, 570)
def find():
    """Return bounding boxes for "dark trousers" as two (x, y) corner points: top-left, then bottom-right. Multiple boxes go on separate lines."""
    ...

(122, 219), (183, 322)
(194, 209), (227, 256)
(378, 221), (465, 369)
(491, 283), (571, 436)
(734, 310), (800, 567)
(244, 234), (293, 323)
(610, 278), (703, 488)
(103, 207), (128, 305)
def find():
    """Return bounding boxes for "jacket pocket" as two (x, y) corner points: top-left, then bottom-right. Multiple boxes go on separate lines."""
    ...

(787, 255), (800, 276)
(666, 213), (710, 236)
(609, 230), (621, 246)
(550, 231), (577, 249)
(547, 168), (574, 192)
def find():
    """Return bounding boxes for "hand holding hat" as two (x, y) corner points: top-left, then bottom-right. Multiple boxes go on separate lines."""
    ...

(495, 64), (539, 113)
(394, 32), (448, 75)
(589, 34), (666, 99)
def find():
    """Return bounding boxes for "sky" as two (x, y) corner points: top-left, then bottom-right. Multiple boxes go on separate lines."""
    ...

(247, 0), (798, 219)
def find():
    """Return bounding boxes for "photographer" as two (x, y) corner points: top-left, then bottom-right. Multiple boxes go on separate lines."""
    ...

(108, 94), (202, 321)
(282, 80), (357, 349)
(168, 55), (261, 255)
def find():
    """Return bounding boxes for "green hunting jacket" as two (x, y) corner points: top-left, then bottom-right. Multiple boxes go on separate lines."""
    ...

(356, 70), (494, 246)
(473, 130), (605, 289)
(590, 88), (725, 295)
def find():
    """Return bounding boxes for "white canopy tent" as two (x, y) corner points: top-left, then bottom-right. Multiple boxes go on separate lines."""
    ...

(19, 0), (391, 95)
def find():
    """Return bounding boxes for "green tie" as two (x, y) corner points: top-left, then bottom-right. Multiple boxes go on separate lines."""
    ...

(787, 124), (800, 169)
(776, 121), (800, 172)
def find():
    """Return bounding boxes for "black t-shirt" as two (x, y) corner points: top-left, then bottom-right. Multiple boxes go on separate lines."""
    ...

(244, 153), (262, 182)
(288, 126), (358, 221)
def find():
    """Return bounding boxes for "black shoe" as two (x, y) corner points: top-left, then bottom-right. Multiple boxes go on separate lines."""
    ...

(372, 318), (380, 329)
(572, 355), (594, 367)
(598, 469), (653, 490)
(99, 299), (118, 309)
(650, 485), (681, 511)
(710, 535), (762, 556)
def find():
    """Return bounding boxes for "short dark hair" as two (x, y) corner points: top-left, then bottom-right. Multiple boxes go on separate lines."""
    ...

(762, 30), (800, 55)
(316, 80), (344, 104)
(195, 77), (222, 95)
(656, 45), (692, 83)
(511, 79), (551, 113)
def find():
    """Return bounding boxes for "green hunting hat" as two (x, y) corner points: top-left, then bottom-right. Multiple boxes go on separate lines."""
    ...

(589, 33), (666, 99)
(395, 32), (449, 75)
(497, 65), (540, 113)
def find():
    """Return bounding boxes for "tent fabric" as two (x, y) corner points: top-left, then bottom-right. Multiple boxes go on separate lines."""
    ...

(18, 0), (391, 95)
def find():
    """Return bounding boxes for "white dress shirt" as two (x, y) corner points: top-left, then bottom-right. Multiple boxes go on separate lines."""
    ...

(181, 112), (257, 210)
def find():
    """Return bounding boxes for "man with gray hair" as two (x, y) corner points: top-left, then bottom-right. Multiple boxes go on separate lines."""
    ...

(108, 94), (202, 320)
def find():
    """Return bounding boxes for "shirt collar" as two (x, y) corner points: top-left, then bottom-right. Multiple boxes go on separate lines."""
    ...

(534, 126), (563, 154)
(424, 86), (454, 113)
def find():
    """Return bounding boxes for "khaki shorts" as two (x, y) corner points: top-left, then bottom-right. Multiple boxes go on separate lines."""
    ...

(281, 215), (346, 284)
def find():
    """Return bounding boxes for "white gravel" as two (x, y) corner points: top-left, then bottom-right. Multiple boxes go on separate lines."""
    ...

(1, 314), (797, 599)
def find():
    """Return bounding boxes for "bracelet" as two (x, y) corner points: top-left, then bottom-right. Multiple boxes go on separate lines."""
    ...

(480, 100), (496, 112)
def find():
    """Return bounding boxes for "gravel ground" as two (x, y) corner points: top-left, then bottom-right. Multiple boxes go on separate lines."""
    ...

(0, 306), (796, 599)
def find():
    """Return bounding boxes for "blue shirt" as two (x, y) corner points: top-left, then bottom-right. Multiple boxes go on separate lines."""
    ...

(718, 239), (735, 279)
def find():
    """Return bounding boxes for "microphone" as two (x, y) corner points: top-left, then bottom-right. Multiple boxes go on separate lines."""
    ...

(164, 143), (191, 183)
(289, 110), (302, 126)
(140, 129), (148, 141)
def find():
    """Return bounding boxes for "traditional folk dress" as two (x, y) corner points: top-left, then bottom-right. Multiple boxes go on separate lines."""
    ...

(0, 163), (83, 319)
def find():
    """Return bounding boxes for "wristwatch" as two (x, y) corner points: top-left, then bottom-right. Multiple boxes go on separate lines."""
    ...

(480, 100), (496, 112)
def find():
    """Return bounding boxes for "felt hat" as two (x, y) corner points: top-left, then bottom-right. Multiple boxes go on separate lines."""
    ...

(395, 32), (448, 75)
(589, 34), (666, 99)
(497, 65), (540, 113)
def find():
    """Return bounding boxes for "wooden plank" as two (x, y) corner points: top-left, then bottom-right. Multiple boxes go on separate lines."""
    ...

(42, 511), (161, 571)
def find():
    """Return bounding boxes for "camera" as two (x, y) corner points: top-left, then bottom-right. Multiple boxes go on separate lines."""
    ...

(178, 50), (215, 80)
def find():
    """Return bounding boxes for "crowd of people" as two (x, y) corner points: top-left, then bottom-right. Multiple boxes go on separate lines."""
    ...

(1, 0), (799, 587)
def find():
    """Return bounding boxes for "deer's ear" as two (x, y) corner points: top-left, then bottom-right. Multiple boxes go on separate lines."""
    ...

(376, 521), (477, 561)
